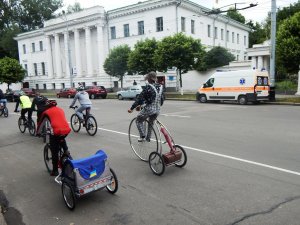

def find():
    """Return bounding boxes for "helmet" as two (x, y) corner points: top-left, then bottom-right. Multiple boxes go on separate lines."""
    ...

(45, 99), (57, 108)
(145, 71), (157, 82)
(78, 86), (84, 91)
(19, 91), (25, 96)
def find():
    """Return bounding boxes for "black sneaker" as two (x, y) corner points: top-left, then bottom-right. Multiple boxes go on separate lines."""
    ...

(50, 170), (59, 176)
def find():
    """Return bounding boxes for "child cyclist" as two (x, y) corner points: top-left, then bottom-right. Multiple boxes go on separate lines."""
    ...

(128, 71), (164, 141)
(37, 100), (71, 176)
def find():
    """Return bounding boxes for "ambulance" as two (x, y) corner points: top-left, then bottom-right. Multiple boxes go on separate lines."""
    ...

(196, 69), (270, 105)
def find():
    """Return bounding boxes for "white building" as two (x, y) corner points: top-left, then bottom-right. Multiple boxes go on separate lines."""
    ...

(15, 0), (250, 91)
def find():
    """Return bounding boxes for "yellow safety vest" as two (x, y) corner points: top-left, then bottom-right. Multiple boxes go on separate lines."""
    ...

(20, 96), (32, 109)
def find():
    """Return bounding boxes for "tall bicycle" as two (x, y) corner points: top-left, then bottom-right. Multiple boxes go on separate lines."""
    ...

(18, 116), (36, 136)
(128, 113), (187, 175)
(70, 106), (98, 136)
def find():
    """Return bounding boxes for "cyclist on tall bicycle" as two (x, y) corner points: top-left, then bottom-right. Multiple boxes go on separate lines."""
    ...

(69, 85), (92, 125)
(128, 71), (164, 142)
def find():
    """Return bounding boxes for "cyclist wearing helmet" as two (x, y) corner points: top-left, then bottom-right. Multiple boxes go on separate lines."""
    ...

(37, 99), (71, 176)
(69, 85), (92, 123)
(128, 71), (164, 142)
(18, 91), (33, 122)
(31, 91), (48, 123)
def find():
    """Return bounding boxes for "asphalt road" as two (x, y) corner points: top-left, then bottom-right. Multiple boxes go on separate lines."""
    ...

(0, 99), (300, 225)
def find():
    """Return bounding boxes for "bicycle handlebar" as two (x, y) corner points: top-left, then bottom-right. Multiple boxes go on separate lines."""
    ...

(70, 106), (78, 109)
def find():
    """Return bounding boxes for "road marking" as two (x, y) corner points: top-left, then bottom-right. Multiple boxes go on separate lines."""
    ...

(98, 127), (300, 177)
(160, 114), (191, 118)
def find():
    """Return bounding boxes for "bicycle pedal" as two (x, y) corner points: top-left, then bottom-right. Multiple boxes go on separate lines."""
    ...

(162, 141), (167, 144)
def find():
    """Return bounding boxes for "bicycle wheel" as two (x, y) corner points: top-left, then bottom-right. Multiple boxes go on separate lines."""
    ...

(106, 168), (118, 194)
(0, 109), (3, 117)
(149, 152), (165, 176)
(28, 120), (36, 136)
(128, 118), (159, 162)
(3, 107), (8, 117)
(174, 145), (187, 168)
(85, 115), (98, 136)
(18, 117), (26, 133)
(70, 114), (81, 132)
(44, 144), (52, 174)
(62, 181), (76, 210)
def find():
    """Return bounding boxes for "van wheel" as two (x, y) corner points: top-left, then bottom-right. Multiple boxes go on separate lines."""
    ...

(238, 95), (248, 105)
(199, 94), (207, 103)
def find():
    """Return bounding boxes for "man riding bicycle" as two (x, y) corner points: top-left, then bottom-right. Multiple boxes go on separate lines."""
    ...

(69, 85), (92, 124)
(128, 71), (164, 141)
(0, 89), (7, 108)
(37, 100), (71, 176)
(31, 91), (48, 123)
(18, 91), (33, 122)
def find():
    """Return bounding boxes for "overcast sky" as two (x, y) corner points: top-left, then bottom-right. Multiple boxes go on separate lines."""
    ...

(63, 0), (298, 23)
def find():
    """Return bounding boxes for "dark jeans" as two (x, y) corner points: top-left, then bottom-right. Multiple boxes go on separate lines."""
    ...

(50, 135), (68, 172)
(21, 108), (32, 121)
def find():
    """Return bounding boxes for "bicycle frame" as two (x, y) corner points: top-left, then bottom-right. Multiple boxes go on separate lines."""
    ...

(153, 119), (176, 154)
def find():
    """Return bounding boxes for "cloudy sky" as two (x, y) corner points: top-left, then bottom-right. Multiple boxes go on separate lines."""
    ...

(63, 0), (298, 22)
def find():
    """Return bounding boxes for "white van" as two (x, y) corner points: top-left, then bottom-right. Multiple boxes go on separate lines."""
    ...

(196, 69), (270, 105)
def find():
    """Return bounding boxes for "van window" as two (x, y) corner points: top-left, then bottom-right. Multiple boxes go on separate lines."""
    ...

(257, 76), (268, 86)
(204, 78), (214, 88)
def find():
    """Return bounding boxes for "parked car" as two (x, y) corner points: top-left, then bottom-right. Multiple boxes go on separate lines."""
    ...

(117, 86), (143, 100)
(85, 86), (107, 99)
(21, 88), (36, 97)
(5, 90), (21, 102)
(56, 88), (77, 98)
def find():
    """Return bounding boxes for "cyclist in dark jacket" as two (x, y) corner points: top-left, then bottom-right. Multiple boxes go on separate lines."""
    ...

(31, 91), (48, 123)
(128, 71), (164, 142)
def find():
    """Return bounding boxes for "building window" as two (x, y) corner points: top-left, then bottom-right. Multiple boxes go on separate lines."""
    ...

(52, 83), (56, 90)
(214, 27), (218, 39)
(244, 35), (246, 46)
(23, 44), (26, 54)
(124, 24), (130, 37)
(43, 84), (46, 90)
(221, 29), (224, 40)
(181, 17), (185, 32)
(92, 81), (97, 86)
(61, 83), (65, 89)
(207, 25), (211, 37)
(41, 62), (45, 75)
(138, 21), (144, 35)
(34, 63), (38, 76)
(191, 20), (195, 34)
(232, 32), (235, 43)
(236, 55), (239, 61)
(227, 30), (229, 42)
(39, 41), (43, 51)
(32, 43), (35, 52)
(36, 84), (39, 90)
(237, 33), (240, 44)
(156, 17), (163, 32)
(24, 64), (28, 76)
(110, 26), (116, 39)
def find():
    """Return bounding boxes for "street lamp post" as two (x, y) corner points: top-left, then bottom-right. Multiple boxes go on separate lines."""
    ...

(62, 11), (73, 88)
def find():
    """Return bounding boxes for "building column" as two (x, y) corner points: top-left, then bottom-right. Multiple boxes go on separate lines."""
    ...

(74, 28), (82, 77)
(54, 33), (62, 78)
(85, 26), (93, 77)
(251, 56), (257, 69)
(257, 56), (263, 70)
(97, 24), (105, 76)
(64, 31), (71, 78)
(46, 35), (53, 78)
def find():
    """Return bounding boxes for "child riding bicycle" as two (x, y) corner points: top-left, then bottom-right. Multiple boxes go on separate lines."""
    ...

(128, 71), (164, 142)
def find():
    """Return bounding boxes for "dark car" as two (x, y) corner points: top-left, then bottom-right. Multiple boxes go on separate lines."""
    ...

(56, 88), (77, 98)
(21, 88), (36, 97)
(85, 86), (107, 99)
(5, 90), (21, 102)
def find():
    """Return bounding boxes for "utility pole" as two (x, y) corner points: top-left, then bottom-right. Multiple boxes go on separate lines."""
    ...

(270, 0), (276, 100)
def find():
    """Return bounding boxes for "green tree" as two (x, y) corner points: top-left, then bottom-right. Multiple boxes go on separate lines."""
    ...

(246, 20), (268, 47)
(154, 33), (205, 91)
(128, 38), (158, 75)
(226, 7), (246, 24)
(0, 57), (25, 90)
(200, 46), (235, 70)
(103, 45), (131, 88)
(276, 12), (300, 75)
(67, 2), (83, 13)
(0, 25), (22, 59)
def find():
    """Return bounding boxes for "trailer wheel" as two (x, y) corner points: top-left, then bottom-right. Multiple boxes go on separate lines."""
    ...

(199, 94), (207, 103)
(238, 95), (248, 105)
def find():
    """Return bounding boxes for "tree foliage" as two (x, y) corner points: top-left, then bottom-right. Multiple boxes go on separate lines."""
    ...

(226, 8), (246, 24)
(67, 2), (83, 14)
(128, 38), (158, 75)
(103, 45), (131, 88)
(246, 20), (268, 48)
(276, 12), (300, 75)
(0, 57), (25, 89)
(197, 46), (235, 71)
(154, 33), (205, 87)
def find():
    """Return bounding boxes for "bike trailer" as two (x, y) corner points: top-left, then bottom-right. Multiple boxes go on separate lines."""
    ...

(61, 150), (118, 210)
